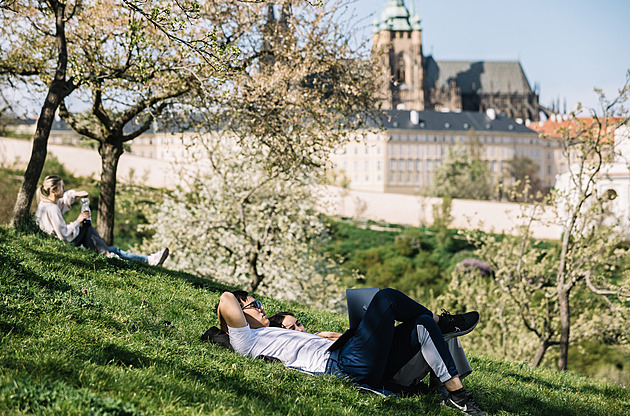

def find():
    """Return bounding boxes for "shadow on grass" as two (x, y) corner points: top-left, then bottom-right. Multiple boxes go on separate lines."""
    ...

(477, 363), (622, 416)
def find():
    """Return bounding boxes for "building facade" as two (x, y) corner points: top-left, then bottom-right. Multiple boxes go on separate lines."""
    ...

(330, 109), (563, 195)
(373, 0), (542, 122)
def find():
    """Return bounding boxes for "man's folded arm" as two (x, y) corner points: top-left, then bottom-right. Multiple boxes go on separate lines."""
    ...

(217, 292), (247, 332)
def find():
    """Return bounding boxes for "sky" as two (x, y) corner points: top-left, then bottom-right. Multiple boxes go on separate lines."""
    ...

(347, 0), (630, 113)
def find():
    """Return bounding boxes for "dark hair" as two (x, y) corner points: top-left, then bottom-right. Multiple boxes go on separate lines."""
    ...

(231, 290), (249, 304)
(269, 311), (294, 328)
(214, 290), (250, 316)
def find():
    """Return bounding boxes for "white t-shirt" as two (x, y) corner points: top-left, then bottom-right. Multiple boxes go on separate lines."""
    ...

(35, 190), (80, 242)
(228, 325), (333, 373)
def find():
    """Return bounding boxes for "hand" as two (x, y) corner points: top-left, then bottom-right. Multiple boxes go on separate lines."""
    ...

(316, 331), (342, 341)
(75, 190), (88, 197)
(77, 211), (90, 223)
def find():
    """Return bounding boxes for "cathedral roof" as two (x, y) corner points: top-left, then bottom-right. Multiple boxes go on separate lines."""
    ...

(425, 58), (534, 95)
(374, 0), (421, 33)
(379, 109), (537, 134)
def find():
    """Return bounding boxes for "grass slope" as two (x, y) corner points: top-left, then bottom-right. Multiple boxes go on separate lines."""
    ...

(1, 227), (628, 416)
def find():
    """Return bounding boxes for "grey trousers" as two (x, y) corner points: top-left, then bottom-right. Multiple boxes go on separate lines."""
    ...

(390, 336), (472, 386)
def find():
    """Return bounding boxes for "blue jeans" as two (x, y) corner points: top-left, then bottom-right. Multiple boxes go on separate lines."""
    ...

(72, 224), (147, 263)
(107, 246), (148, 263)
(326, 288), (458, 388)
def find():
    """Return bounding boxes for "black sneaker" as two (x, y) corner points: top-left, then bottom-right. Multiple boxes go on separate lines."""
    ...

(442, 391), (486, 415)
(438, 310), (479, 340)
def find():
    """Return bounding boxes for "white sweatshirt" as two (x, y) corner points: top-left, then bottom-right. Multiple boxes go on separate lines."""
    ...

(35, 189), (81, 242)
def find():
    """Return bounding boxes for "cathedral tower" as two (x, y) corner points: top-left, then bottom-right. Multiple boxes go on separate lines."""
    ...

(372, 0), (425, 110)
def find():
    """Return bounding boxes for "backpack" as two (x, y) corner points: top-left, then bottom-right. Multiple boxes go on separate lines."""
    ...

(200, 326), (233, 351)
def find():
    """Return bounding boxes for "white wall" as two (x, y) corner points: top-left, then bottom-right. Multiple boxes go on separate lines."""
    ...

(316, 185), (563, 240)
(2, 136), (564, 239)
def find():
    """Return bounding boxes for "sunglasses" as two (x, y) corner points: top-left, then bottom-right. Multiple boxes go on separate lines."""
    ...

(241, 299), (263, 311)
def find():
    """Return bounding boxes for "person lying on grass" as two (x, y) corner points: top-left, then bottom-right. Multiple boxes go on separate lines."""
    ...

(35, 175), (169, 266)
(217, 288), (485, 415)
(268, 309), (474, 398)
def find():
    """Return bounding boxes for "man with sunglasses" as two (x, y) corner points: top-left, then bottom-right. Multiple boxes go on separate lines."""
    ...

(217, 288), (485, 415)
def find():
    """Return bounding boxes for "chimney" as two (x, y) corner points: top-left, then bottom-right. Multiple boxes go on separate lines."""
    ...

(410, 110), (419, 125)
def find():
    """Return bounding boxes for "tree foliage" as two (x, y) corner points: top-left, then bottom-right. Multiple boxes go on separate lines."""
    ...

(142, 137), (344, 308)
(440, 75), (630, 371)
(1, 0), (233, 229)
(428, 144), (494, 200)
(502, 155), (547, 202)
(54, 1), (231, 244)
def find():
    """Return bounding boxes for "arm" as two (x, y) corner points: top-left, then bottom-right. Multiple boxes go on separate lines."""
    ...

(217, 292), (248, 332)
(47, 205), (81, 242)
(57, 189), (89, 214)
(315, 331), (342, 341)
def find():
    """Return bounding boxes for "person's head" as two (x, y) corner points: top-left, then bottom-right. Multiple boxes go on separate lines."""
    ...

(269, 312), (305, 332)
(232, 290), (269, 329)
(38, 175), (64, 202)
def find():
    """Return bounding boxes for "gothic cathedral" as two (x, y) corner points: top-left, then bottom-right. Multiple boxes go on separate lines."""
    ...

(373, 0), (542, 121)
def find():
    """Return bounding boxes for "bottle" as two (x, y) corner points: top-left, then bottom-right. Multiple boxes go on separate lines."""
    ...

(80, 197), (91, 226)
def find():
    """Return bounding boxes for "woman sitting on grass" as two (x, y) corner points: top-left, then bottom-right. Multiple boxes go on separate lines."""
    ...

(35, 175), (169, 266)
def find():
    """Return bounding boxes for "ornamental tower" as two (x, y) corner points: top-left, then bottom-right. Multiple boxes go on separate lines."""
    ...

(372, 0), (425, 110)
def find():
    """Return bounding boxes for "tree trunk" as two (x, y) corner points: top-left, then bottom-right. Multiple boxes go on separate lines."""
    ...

(246, 249), (263, 292)
(531, 341), (549, 367)
(558, 287), (571, 371)
(97, 141), (124, 245)
(11, 0), (72, 226)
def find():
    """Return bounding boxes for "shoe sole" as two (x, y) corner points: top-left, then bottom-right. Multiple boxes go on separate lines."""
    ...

(157, 248), (169, 266)
(441, 398), (486, 415)
(442, 315), (479, 341)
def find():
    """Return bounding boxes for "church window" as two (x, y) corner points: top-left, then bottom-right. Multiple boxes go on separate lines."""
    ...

(377, 161), (381, 170)
(395, 53), (406, 83)
(365, 161), (369, 171)
(390, 159), (396, 171)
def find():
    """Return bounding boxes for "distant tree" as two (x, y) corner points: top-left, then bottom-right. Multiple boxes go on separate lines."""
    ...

(2, 0), (78, 226)
(441, 75), (630, 371)
(143, 137), (343, 307)
(428, 145), (494, 200)
(503, 155), (547, 202)
(56, 2), (228, 244)
(1, 0), (230, 231)
(197, 0), (381, 174)
(143, 0), (379, 303)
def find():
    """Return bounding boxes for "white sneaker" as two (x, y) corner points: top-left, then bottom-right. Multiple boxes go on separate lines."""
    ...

(106, 252), (121, 259)
(148, 247), (169, 266)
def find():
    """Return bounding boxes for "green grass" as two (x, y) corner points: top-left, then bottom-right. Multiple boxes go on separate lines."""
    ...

(1, 226), (628, 415)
